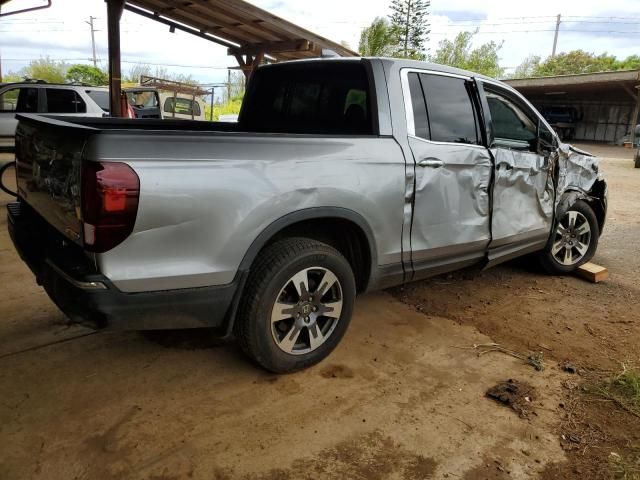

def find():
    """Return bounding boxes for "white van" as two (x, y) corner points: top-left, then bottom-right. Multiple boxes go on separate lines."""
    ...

(159, 92), (206, 121)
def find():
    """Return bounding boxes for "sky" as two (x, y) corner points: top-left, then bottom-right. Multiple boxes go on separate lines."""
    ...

(1, 0), (640, 86)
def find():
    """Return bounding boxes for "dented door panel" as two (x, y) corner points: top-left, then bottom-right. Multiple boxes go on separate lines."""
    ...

(409, 137), (492, 264)
(490, 148), (554, 247)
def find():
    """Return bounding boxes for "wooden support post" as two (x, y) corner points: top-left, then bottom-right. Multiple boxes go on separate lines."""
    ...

(251, 51), (265, 78)
(107, 0), (125, 117)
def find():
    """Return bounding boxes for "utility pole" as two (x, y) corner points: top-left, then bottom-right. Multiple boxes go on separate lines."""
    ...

(404, 1), (411, 57)
(552, 14), (561, 57)
(86, 16), (98, 67)
(209, 87), (215, 121)
(226, 69), (231, 103)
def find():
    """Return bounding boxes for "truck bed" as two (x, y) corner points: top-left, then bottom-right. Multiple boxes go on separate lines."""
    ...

(26, 115), (243, 132)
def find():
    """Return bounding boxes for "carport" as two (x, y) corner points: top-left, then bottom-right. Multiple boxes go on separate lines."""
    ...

(104, 0), (358, 117)
(505, 70), (640, 145)
(1, 0), (358, 116)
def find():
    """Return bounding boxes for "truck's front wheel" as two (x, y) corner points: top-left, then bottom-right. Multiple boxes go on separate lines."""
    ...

(538, 200), (599, 274)
(235, 238), (356, 373)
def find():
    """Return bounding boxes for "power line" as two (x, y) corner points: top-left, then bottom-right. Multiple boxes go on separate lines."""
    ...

(430, 29), (640, 35)
(438, 20), (640, 26)
(3, 57), (233, 69)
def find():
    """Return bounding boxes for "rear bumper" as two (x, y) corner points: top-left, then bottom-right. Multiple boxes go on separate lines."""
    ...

(7, 201), (244, 333)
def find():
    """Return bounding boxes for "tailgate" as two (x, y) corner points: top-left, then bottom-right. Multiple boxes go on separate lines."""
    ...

(14, 114), (97, 245)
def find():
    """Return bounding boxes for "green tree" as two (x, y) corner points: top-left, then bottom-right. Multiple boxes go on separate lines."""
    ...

(359, 17), (397, 56)
(66, 64), (108, 85)
(512, 50), (640, 78)
(1, 72), (23, 83)
(512, 54), (541, 78)
(124, 63), (153, 83)
(389, 0), (430, 60)
(124, 63), (197, 85)
(21, 57), (67, 83)
(432, 31), (504, 78)
(534, 50), (617, 76)
(619, 54), (640, 70)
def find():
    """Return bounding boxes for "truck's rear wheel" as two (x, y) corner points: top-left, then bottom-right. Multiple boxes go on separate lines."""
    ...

(538, 200), (599, 274)
(235, 237), (356, 373)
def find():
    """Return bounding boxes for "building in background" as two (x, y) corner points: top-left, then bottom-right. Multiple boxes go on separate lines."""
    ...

(506, 70), (640, 146)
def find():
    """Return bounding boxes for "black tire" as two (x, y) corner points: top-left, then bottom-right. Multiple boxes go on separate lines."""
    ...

(538, 200), (600, 275)
(634, 151), (640, 169)
(234, 237), (356, 373)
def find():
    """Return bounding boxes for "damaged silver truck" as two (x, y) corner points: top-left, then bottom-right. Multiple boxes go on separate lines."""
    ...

(8, 58), (607, 373)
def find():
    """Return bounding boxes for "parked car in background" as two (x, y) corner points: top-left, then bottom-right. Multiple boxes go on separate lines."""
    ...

(0, 81), (108, 152)
(125, 87), (162, 119)
(8, 58), (608, 373)
(160, 92), (206, 121)
(137, 75), (208, 121)
(540, 105), (581, 141)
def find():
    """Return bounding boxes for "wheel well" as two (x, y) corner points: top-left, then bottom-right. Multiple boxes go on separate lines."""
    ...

(559, 184), (607, 234)
(586, 180), (607, 233)
(265, 218), (372, 293)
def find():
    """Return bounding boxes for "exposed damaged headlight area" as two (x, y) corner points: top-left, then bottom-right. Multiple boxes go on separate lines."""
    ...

(555, 143), (608, 232)
(557, 143), (601, 202)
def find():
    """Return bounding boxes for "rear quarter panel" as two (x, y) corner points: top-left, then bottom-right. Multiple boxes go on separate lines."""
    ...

(86, 132), (405, 292)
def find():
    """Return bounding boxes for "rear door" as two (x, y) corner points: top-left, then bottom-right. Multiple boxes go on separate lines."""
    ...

(477, 81), (555, 260)
(44, 87), (87, 117)
(0, 87), (39, 150)
(402, 69), (493, 279)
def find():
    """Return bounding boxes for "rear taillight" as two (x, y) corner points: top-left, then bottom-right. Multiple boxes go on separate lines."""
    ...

(81, 161), (140, 253)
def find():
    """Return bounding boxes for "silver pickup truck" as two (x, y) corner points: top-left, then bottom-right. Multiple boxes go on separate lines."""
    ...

(8, 58), (607, 372)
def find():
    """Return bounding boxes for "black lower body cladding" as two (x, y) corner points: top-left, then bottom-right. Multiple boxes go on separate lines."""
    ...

(7, 201), (241, 332)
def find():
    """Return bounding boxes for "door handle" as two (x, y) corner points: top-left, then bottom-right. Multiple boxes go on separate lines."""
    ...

(418, 158), (444, 169)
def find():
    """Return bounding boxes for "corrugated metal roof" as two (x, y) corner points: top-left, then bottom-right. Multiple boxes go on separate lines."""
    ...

(125, 0), (358, 61)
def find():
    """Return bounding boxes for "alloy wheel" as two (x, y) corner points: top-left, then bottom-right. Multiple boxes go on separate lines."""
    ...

(551, 210), (592, 266)
(270, 267), (343, 355)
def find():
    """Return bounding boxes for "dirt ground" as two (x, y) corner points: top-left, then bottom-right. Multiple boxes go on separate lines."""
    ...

(0, 144), (638, 480)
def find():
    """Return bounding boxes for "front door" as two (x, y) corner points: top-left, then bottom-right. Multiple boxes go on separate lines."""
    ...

(403, 70), (493, 280)
(479, 82), (555, 259)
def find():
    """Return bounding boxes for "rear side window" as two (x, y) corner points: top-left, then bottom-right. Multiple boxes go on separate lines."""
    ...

(45, 89), (86, 113)
(419, 74), (479, 145)
(407, 73), (429, 139)
(486, 89), (537, 144)
(406, 73), (480, 145)
(164, 97), (201, 116)
(242, 62), (372, 135)
(86, 90), (110, 111)
(0, 88), (38, 113)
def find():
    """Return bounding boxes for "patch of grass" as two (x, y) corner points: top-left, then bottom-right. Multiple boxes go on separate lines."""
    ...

(609, 451), (640, 480)
(615, 369), (640, 406)
(595, 365), (640, 419)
